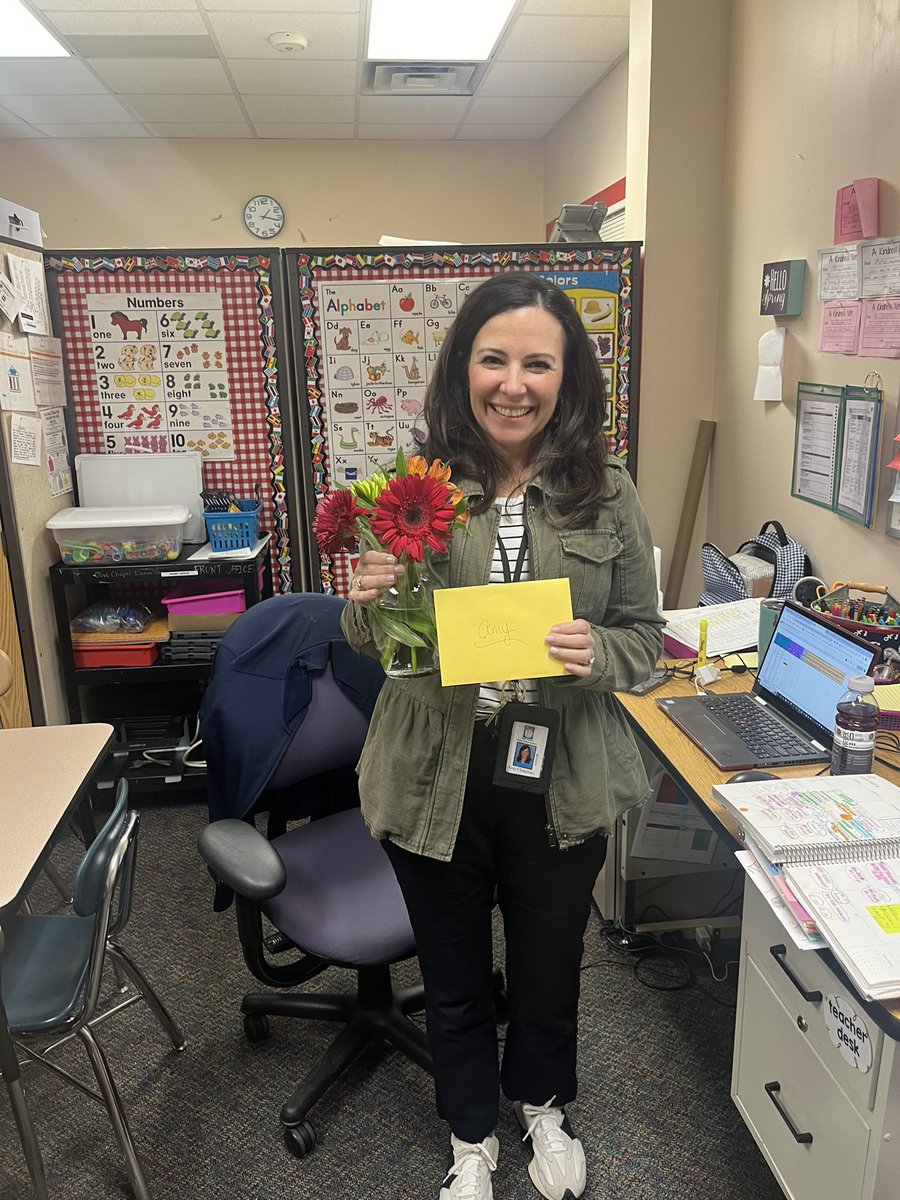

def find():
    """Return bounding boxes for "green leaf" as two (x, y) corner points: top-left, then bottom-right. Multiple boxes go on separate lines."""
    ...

(395, 446), (407, 477)
(375, 610), (428, 648)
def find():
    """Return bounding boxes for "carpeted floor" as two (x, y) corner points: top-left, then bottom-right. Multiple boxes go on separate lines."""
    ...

(0, 798), (785, 1200)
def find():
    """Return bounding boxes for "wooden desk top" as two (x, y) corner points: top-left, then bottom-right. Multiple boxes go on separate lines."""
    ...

(616, 669), (900, 1023)
(0, 723), (114, 910)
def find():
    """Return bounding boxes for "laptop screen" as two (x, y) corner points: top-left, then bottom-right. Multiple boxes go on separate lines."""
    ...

(756, 602), (879, 738)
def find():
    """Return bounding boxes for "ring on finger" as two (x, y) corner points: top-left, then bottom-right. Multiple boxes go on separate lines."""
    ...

(587, 650), (596, 667)
(355, 575), (364, 592)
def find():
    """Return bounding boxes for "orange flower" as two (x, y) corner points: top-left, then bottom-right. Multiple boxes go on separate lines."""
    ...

(427, 459), (452, 483)
(406, 455), (428, 477)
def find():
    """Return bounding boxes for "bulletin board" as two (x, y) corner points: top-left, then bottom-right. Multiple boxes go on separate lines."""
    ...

(44, 251), (297, 592)
(286, 243), (642, 595)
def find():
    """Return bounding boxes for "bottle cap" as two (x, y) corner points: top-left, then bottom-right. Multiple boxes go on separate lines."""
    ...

(848, 674), (875, 693)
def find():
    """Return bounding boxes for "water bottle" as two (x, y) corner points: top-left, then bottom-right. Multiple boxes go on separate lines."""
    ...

(831, 675), (880, 776)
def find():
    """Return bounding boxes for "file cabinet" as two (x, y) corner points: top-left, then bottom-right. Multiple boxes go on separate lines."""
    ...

(732, 879), (900, 1200)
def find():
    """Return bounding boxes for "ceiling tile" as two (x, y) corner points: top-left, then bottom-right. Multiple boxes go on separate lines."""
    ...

(35, 0), (195, 9)
(522, 0), (629, 14)
(2, 92), (134, 123)
(34, 123), (152, 137)
(0, 123), (46, 138)
(203, 0), (359, 9)
(358, 124), (458, 140)
(0, 59), (106, 95)
(143, 122), (253, 137)
(67, 35), (217, 58)
(122, 93), (245, 122)
(358, 95), (470, 123)
(456, 124), (552, 140)
(465, 95), (575, 124)
(207, 11), (360, 59)
(497, 15), (629, 62)
(228, 59), (357, 95)
(253, 123), (355, 138)
(243, 94), (355, 122)
(45, 9), (208, 35)
(477, 61), (606, 97)
(88, 58), (233, 94)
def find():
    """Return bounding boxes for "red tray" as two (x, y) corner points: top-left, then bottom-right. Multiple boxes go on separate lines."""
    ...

(73, 642), (159, 668)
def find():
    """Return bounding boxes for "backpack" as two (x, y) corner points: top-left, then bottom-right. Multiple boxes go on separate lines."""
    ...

(700, 520), (813, 606)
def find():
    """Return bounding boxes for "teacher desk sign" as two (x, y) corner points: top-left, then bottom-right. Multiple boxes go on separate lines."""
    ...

(434, 579), (572, 687)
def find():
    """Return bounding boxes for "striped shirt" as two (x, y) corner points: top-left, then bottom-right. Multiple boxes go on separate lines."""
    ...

(476, 496), (540, 720)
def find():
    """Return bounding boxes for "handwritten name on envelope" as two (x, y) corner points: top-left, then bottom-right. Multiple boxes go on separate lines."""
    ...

(433, 579), (572, 687)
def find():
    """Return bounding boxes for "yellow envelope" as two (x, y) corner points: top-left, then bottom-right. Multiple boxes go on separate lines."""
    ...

(434, 579), (573, 687)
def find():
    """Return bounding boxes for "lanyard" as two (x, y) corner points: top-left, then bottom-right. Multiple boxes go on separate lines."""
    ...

(496, 527), (529, 584)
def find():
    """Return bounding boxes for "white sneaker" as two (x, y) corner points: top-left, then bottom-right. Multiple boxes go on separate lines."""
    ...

(439, 1133), (500, 1200)
(514, 1098), (586, 1200)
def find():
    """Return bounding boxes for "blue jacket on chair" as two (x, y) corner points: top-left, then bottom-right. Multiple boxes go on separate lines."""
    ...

(201, 592), (384, 823)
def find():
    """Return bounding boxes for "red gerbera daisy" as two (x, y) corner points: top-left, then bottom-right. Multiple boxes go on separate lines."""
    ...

(312, 489), (362, 554)
(369, 474), (456, 562)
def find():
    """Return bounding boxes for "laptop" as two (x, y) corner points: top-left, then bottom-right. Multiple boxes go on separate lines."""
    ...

(656, 600), (880, 770)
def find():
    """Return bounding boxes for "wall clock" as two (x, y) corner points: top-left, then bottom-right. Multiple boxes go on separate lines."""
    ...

(242, 195), (285, 239)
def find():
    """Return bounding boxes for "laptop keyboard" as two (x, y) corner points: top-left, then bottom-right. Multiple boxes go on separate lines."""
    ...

(704, 695), (814, 758)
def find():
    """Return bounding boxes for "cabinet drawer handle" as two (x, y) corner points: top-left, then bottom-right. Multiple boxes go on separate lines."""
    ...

(764, 1081), (813, 1144)
(769, 944), (822, 1003)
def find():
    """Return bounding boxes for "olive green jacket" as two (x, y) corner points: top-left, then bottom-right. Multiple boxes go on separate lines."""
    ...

(341, 459), (665, 861)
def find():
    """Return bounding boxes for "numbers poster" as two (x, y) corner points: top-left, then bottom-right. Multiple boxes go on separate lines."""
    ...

(293, 244), (641, 594)
(85, 292), (233, 458)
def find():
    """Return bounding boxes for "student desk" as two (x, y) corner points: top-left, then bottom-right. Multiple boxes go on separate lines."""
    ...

(615, 672), (900, 1200)
(0, 722), (114, 1200)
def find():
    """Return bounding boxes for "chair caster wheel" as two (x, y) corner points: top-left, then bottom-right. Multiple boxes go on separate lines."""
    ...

(284, 1121), (317, 1158)
(243, 1013), (270, 1043)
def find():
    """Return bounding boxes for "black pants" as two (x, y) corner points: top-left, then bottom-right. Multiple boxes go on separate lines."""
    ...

(383, 725), (607, 1143)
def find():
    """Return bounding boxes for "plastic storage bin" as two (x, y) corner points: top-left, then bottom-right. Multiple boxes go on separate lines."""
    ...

(72, 643), (159, 668)
(162, 578), (247, 615)
(204, 501), (261, 552)
(46, 505), (191, 565)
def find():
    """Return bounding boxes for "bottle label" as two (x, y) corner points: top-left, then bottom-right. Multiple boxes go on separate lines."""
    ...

(831, 725), (876, 775)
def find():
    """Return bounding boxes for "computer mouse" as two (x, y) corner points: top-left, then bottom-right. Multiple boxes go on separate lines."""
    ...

(725, 770), (778, 785)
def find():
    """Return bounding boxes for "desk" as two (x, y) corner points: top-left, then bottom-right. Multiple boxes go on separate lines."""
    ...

(616, 672), (900, 1200)
(0, 722), (114, 1199)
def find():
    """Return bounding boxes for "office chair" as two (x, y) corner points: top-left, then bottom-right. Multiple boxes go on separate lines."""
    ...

(1, 782), (186, 1200)
(198, 652), (433, 1158)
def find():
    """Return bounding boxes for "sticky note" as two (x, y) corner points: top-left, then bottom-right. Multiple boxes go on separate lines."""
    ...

(866, 905), (900, 935)
(434, 578), (572, 687)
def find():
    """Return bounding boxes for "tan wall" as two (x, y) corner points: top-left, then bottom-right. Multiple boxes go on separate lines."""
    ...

(0, 138), (545, 249)
(712, 0), (900, 592)
(626, 0), (732, 604)
(543, 56), (628, 225)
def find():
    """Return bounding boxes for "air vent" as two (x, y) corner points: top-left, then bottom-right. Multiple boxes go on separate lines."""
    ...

(368, 63), (485, 95)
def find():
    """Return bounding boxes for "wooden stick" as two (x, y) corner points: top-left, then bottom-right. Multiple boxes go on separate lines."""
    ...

(664, 419), (716, 609)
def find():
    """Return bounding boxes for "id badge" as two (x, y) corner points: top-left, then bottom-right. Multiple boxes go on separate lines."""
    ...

(491, 703), (560, 794)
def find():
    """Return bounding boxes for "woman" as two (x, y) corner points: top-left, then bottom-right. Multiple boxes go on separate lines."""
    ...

(342, 273), (663, 1200)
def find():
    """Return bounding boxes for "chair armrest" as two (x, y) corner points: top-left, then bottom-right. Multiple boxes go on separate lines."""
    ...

(198, 820), (286, 900)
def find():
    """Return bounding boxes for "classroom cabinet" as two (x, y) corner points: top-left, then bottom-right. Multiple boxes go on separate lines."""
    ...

(48, 541), (272, 792)
(732, 879), (900, 1200)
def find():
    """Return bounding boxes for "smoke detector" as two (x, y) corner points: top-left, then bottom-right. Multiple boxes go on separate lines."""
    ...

(268, 31), (308, 53)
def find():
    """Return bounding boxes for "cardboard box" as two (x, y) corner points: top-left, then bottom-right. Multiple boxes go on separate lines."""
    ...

(167, 611), (241, 632)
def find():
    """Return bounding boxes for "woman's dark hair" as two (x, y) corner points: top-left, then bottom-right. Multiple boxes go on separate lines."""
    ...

(423, 272), (611, 526)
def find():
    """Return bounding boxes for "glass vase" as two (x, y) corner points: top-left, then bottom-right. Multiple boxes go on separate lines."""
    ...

(373, 566), (439, 678)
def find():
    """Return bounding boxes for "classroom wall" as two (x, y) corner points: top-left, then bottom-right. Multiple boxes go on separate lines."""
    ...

(711, 0), (900, 593)
(542, 56), (628, 226)
(0, 138), (545, 249)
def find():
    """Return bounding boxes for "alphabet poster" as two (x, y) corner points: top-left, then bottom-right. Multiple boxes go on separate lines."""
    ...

(290, 243), (641, 594)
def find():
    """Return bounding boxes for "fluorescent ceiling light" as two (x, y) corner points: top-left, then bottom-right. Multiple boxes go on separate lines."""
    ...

(0, 0), (70, 56)
(367, 0), (516, 62)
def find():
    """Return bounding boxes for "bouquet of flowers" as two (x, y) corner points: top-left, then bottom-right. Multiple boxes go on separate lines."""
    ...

(313, 449), (469, 677)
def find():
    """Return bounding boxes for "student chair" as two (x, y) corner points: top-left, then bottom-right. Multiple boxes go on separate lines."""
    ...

(1, 781), (186, 1200)
(198, 654), (433, 1159)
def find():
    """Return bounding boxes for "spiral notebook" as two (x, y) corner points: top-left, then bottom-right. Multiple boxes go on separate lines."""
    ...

(712, 773), (900, 866)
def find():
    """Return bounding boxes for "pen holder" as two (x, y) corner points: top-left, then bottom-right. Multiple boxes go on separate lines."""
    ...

(757, 598), (784, 664)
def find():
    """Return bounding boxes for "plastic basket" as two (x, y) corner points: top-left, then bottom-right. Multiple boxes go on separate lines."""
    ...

(203, 501), (260, 552)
